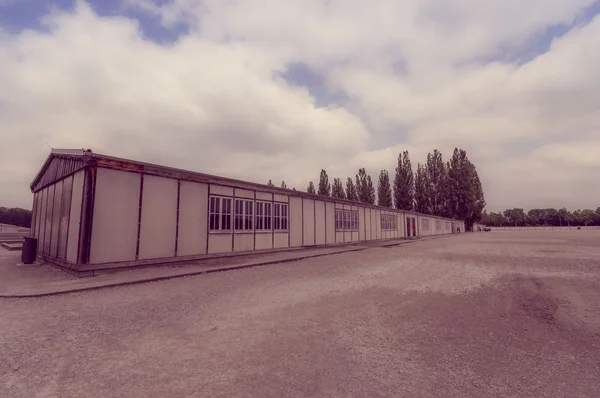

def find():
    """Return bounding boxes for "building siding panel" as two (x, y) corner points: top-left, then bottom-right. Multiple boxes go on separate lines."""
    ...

(177, 181), (208, 256)
(210, 185), (233, 196)
(273, 233), (288, 249)
(365, 209), (372, 240)
(325, 202), (335, 244)
(358, 207), (365, 241)
(303, 199), (315, 246)
(138, 176), (178, 260)
(208, 233), (232, 254)
(66, 171), (84, 264)
(234, 233), (254, 252)
(274, 194), (288, 203)
(256, 191), (272, 201)
(289, 197), (303, 247)
(43, 184), (55, 255)
(315, 201), (325, 245)
(89, 168), (141, 264)
(57, 175), (73, 260)
(255, 232), (273, 250)
(344, 231), (352, 242)
(234, 188), (254, 199)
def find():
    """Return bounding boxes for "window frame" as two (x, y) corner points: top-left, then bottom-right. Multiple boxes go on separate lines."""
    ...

(335, 209), (359, 231)
(209, 195), (232, 232)
(255, 200), (273, 232)
(381, 213), (397, 230)
(235, 198), (254, 232)
(273, 202), (288, 231)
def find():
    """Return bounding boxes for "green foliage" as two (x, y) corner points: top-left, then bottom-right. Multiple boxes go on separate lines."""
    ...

(0, 207), (32, 228)
(445, 148), (486, 229)
(355, 168), (376, 204)
(503, 208), (526, 226)
(318, 169), (331, 196)
(425, 150), (449, 217)
(307, 181), (316, 194)
(377, 170), (393, 207)
(393, 151), (414, 211)
(481, 207), (600, 227)
(345, 177), (358, 201)
(414, 164), (430, 214)
(331, 178), (346, 199)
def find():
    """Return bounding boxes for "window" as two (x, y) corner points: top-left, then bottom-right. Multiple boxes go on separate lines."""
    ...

(274, 203), (288, 230)
(422, 218), (430, 230)
(256, 201), (272, 231)
(381, 213), (397, 230)
(235, 199), (254, 231)
(335, 209), (359, 231)
(209, 196), (232, 231)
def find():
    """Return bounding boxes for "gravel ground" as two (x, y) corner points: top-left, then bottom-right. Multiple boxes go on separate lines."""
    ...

(1, 231), (600, 397)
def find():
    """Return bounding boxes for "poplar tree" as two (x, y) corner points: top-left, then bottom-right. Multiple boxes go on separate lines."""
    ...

(425, 149), (447, 217)
(346, 177), (359, 201)
(317, 169), (331, 196)
(377, 170), (393, 207)
(307, 181), (316, 194)
(332, 178), (346, 199)
(414, 164), (430, 214)
(393, 151), (414, 210)
(356, 168), (376, 204)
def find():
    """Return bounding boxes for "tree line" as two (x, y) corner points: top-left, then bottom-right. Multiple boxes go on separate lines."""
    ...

(0, 207), (32, 228)
(269, 148), (485, 229)
(482, 207), (600, 227)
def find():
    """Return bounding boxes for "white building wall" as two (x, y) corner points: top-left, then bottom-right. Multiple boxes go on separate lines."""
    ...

(208, 234), (231, 254)
(57, 176), (73, 260)
(256, 192), (272, 201)
(38, 187), (48, 254)
(138, 176), (178, 260)
(234, 233), (254, 252)
(66, 171), (84, 264)
(365, 209), (372, 240)
(89, 168), (141, 264)
(49, 179), (63, 258)
(177, 181), (208, 256)
(255, 232), (273, 250)
(289, 197), (303, 247)
(358, 207), (365, 241)
(234, 188), (254, 199)
(274, 232), (288, 249)
(325, 202), (335, 244)
(315, 201), (326, 245)
(303, 198), (315, 246)
(43, 184), (55, 255)
(210, 185), (233, 196)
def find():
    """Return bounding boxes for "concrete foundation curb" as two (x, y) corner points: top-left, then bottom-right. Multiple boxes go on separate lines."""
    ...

(0, 234), (455, 299)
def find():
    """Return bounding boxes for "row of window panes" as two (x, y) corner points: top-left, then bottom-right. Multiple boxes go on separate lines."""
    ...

(209, 196), (288, 231)
(381, 214), (397, 230)
(335, 210), (358, 231)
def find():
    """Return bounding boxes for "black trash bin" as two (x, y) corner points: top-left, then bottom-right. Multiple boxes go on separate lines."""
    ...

(21, 237), (37, 264)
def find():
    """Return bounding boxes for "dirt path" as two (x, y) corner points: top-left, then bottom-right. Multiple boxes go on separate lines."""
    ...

(1, 231), (599, 397)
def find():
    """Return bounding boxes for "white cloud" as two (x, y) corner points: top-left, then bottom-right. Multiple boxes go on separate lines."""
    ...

(0, 0), (599, 212)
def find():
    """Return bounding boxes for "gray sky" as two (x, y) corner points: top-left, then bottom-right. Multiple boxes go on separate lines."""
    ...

(1, 0), (599, 212)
